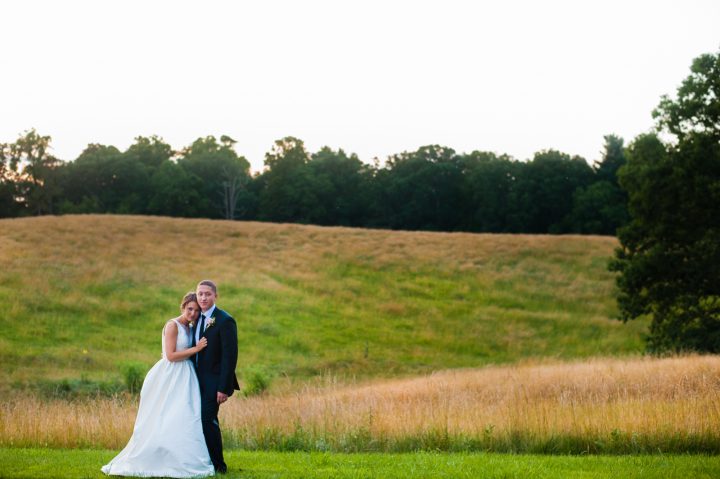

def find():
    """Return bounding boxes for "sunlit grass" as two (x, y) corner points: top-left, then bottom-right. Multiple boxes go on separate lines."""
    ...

(3, 355), (717, 453)
(2, 449), (719, 479)
(0, 216), (713, 456)
(0, 215), (646, 388)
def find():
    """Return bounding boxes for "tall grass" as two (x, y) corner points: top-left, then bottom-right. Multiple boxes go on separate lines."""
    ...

(2, 355), (718, 453)
(0, 215), (646, 388)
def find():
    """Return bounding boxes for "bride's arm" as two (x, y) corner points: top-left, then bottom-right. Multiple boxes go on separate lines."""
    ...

(163, 321), (207, 362)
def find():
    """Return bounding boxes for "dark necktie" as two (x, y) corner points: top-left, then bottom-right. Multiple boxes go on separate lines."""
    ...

(195, 313), (206, 366)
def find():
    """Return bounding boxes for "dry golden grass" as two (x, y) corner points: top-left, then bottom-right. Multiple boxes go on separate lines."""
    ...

(0, 214), (617, 279)
(3, 355), (718, 452)
(224, 354), (720, 451)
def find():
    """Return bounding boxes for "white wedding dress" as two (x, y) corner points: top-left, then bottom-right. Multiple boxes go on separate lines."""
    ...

(102, 319), (215, 478)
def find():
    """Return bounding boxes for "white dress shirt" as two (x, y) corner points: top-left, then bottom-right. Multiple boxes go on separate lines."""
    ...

(195, 304), (216, 344)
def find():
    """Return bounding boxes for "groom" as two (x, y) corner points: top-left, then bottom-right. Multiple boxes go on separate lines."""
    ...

(192, 279), (240, 474)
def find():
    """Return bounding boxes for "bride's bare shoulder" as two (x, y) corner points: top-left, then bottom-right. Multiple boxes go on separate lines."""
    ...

(163, 318), (179, 334)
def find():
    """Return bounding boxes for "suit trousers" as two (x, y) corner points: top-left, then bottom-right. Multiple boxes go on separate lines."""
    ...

(200, 385), (226, 471)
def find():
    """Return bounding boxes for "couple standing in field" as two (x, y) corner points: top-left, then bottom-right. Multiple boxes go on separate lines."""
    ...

(102, 280), (240, 477)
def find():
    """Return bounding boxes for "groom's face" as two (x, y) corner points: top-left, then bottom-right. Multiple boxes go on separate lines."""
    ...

(196, 285), (217, 312)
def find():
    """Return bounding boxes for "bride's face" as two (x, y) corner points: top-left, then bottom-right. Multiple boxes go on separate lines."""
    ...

(183, 301), (201, 323)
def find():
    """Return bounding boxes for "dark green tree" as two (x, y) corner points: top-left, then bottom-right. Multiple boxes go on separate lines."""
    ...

(257, 137), (321, 223)
(507, 150), (594, 233)
(147, 161), (204, 217)
(1, 129), (63, 215)
(309, 147), (371, 226)
(595, 134), (627, 185)
(464, 151), (519, 232)
(0, 178), (18, 217)
(58, 144), (123, 213)
(0, 136), (22, 217)
(178, 135), (251, 219)
(610, 50), (720, 352)
(124, 135), (201, 217)
(565, 135), (629, 234)
(0, 129), (62, 215)
(566, 181), (628, 235)
(375, 145), (467, 231)
(653, 51), (720, 142)
(124, 135), (173, 170)
(18, 130), (62, 215)
(60, 143), (150, 214)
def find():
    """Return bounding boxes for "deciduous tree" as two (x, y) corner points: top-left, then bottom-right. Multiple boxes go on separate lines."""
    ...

(611, 50), (720, 352)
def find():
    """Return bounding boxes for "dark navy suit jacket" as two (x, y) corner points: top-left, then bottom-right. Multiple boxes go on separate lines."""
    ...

(193, 307), (240, 395)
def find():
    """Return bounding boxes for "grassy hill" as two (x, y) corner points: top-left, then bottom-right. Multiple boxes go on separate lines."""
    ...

(0, 215), (646, 388)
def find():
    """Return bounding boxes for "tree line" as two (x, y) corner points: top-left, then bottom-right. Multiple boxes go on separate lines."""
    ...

(0, 131), (629, 235)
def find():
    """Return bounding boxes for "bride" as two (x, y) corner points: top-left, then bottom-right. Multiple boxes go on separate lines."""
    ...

(102, 292), (215, 478)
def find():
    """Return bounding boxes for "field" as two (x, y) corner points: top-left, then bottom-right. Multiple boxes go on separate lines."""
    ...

(3, 355), (718, 453)
(0, 215), (645, 388)
(1, 449), (719, 479)
(1, 215), (717, 476)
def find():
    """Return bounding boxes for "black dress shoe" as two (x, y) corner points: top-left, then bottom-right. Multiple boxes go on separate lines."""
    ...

(215, 465), (228, 474)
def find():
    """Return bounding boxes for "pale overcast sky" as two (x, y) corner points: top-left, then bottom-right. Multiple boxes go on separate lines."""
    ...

(1, 1), (718, 172)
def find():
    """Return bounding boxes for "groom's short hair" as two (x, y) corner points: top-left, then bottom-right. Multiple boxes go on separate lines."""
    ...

(197, 279), (217, 294)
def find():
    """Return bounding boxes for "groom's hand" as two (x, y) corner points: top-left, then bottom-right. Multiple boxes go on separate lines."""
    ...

(217, 391), (228, 404)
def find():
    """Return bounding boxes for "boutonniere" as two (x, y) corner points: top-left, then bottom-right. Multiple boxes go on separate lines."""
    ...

(206, 317), (216, 329)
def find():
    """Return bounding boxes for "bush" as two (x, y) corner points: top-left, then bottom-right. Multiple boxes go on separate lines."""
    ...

(120, 362), (147, 394)
(242, 366), (271, 397)
(34, 377), (124, 398)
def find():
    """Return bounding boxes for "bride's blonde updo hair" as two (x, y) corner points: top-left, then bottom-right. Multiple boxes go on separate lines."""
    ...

(180, 292), (198, 312)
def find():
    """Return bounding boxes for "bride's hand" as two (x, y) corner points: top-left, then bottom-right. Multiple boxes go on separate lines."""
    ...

(196, 337), (208, 351)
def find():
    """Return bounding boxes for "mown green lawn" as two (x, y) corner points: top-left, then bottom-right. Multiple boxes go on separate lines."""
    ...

(0, 449), (717, 479)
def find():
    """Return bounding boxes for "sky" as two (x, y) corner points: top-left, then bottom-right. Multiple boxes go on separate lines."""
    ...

(1, 1), (719, 173)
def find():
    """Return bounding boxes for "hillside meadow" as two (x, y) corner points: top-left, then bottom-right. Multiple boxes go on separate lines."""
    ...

(1, 215), (718, 468)
(0, 214), (645, 389)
